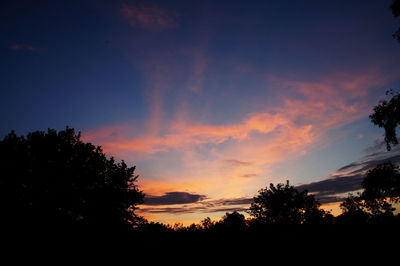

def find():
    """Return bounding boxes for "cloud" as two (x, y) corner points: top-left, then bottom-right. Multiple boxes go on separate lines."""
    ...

(82, 56), (399, 224)
(82, 111), (312, 157)
(121, 3), (178, 29)
(362, 139), (386, 155)
(9, 44), (37, 52)
(222, 159), (253, 167)
(143, 191), (207, 205)
(241, 173), (258, 178)
(210, 197), (254, 206)
(138, 195), (253, 214)
(296, 147), (400, 204)
(296, 174), (364, 204)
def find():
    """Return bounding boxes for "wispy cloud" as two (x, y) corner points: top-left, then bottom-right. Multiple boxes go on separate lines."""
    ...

(82, 111), (313, 156)
(240, 173), (258, 178)
(222, 160), (253, 167)
(296, 146), (400, 204)
(9, 43), (37, 52)
(81, 49), (399, 223)
(139, 195), (253, 214)
(121, 3), (179, 29)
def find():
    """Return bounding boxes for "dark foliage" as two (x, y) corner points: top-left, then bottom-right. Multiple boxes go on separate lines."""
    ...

(336, 162), (400, 224)
(0, 127), (144, 232)
(247, 181), (332, 225)
(369, 90), (400, 151)
(392, 0), (400, 42)
(361, 162), (400, 214)
(2, 127), (400, 235)
(369, 0), (400, 149)
(336, 194), (370, 224)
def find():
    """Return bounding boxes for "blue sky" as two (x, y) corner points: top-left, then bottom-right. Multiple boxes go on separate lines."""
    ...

(1, 0), (400, 224)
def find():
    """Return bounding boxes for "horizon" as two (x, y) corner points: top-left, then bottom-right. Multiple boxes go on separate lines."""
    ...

(1, 0), (400, 225)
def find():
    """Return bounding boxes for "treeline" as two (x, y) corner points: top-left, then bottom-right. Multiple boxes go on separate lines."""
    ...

(137, 163), (400, 233)
(1, 127), (400, 233)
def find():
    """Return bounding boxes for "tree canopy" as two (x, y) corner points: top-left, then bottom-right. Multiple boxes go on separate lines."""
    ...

(0, 127), (144, 231)
(392, 0), (400, 42)
(247, 181), (330, 225)
(369, 90), (400, 151)
(361, 162), (400, 215)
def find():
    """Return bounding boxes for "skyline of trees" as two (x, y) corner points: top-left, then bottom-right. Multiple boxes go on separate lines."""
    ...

(1, 126), (399, 232)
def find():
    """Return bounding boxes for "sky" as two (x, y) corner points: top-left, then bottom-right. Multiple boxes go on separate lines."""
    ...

(1, 0), (400, 225)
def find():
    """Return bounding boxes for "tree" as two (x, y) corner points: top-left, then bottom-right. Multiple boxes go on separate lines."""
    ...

(247, 181), (329, 224)
(391, 0), (400, 42)
(220, 211), (247, 231)
(0, 127), (144, 231)
(200, 217), (215, 231)
(337, 163), (400, 224)
(361, 162), (400, 215)
(336, 194), (370, 224)
(369, 0), (400, 149)
(369, 90), (400, 151)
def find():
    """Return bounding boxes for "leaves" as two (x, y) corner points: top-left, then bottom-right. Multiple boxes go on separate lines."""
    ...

(247, 181), (329, 224)
(0, 127), (144, 231)
(369, 91), (400, 150)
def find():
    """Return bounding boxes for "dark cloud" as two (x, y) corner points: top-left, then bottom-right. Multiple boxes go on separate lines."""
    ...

(296, 147), (400, 204)
(138, 206), (198, 214)
(139, 148), (400, 214)
(337, 148), (400, 173)
(143, 192), (207, 205)
(295, 173), (364, 203)
(362, 139), (386, 155)
(139, 195), (253, 214)
(210, 197), (253, 206)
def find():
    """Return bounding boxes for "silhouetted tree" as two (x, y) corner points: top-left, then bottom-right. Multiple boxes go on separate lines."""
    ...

(392, 0), (400, 42)
(0, 127), (144, 232)
(247, 181), (330, 225)
(337, 163), (400, 224)
(220, 211), (247, 232)
(138, 221), (174, 232)
(336, 194), (370, 224)
(370, 90), (400, 151)
(361, 162), (400, 216)
(369, 0), (400, 149)
(200, 217), (216, 231)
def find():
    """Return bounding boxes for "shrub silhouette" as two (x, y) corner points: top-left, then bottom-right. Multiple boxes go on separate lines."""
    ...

(0, 127), (144, 232)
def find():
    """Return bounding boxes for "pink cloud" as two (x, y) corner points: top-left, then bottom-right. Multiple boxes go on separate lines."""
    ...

(81, 60), (399, 225)
(82, 68), (390, 160)
(82, 111), (296, 155)
(121, 3), (179, 29)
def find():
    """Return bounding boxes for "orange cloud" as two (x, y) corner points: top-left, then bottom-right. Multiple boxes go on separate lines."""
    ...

(82, 68), (385, 168)
(81, 65), (397, 225)
(82, 111), (299, 155)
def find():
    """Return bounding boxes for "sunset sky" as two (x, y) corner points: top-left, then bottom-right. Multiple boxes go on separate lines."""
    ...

(2, 0), (400, 225)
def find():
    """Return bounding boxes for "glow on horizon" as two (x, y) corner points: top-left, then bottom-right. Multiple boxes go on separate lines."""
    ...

(2, 1), (400, 225)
